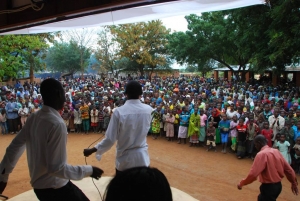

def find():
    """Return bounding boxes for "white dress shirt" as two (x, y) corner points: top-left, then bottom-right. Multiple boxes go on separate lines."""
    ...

(0, 105), (92, 189)
(94, 99), (152, 171)
(268, 115), (285, 141)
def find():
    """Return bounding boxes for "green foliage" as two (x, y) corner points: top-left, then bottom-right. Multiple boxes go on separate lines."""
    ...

(94, 27), (120, 77)
(168, 1), (300, 75)
(110, 20), (170, 75)
(45, 41), (91, 75)
(0, 34), (49, 80)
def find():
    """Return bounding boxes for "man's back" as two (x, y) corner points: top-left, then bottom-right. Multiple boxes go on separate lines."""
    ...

(95, 99), (153, 171)
(23, 105), (69, 188)
(255, 146), (292, 184)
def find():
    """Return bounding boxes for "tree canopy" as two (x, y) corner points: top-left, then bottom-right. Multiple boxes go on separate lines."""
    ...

(45, 41), (91, 76)
(110, 20), (170, 76)
(0, 34), (49, 81)
(168, 0), (300, 75)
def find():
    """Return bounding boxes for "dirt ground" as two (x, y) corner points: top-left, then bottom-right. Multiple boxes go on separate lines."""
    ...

(0, 133), (299, 201)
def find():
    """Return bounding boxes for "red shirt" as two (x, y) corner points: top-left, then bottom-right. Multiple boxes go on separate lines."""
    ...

(261, 129), (273, 147)
(240, 145), (297, 186)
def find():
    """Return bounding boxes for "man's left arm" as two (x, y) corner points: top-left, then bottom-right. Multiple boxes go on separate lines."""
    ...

(283, 159), (298, 195)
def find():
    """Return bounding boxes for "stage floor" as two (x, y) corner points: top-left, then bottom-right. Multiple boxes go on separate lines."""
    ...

(7, 177), (198, 201)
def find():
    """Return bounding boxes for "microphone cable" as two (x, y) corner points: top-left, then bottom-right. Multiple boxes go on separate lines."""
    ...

(84, 133), (105, 201)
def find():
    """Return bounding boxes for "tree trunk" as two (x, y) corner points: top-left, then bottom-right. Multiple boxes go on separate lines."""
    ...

(30, 65), (34, 83)
(138, 64), (144, 77)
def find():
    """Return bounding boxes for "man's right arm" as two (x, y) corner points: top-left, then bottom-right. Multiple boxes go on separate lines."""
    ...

(239, 153), (267, 187)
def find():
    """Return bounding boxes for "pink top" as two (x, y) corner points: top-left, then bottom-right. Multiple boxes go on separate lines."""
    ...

(230, 121), (238, 137)
(200, 114), (207, 127)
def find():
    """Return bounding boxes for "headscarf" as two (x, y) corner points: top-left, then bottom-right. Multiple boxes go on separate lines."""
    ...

(212, 108), (221, 118)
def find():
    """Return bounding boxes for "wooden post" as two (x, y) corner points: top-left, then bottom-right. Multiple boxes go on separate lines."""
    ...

(228, 71), (232, 81)
(272, 73), (278, 86)
(214, 70), (219, 81)
(224, 71), (228, 80)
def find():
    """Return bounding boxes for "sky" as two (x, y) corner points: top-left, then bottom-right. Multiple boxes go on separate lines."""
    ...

(161, 15), (189, 32)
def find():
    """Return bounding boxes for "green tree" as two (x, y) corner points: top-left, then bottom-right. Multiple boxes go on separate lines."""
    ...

(45, 41), (91, 77)
(94, 27), (120, 77)
(60, 28), (98, 76)
(110, 20), (170, 77)
(168, 12), (256, 80)
(0, 34), (49, 81)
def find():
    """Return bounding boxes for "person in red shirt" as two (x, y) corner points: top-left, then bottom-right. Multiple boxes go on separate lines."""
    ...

(237, 135), (298, 200)
(261, 121), (273, 147)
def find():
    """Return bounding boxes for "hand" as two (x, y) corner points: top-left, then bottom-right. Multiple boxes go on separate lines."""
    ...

(291, 183), (299, 195)
(237, 184), (242, 190)
(83, 148), (97, 157)
(90, 166), (104, 180)
(0, 181), (7, 194)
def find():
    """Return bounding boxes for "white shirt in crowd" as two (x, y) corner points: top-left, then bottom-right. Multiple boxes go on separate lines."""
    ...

(18, 107), (29, 117)
(0, 105), (92, 189)
(268, 115), (285, 141)
(94, 99), (152, 171)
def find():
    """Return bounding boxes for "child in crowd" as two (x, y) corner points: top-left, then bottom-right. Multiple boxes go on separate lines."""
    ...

(173, 109), (180, 140)
(276, 134), (291, 164)
(98, 105), (104, 133)
(178, 106), (190, 144)
(236, 118), (247, 159)
(165, 110), (175, 141)
(90, 106), (99, 133)
(261, 121), (273, 147)
(273, 134), (281, 148)
(247, 118), (259, 160)
(280, 120), (295, 147)
(61, 105), (71, 129)
(219, 114), (230, 153)
(162, 109), (169, 137)
(73, 104), (82, 133)
(103, 108), (111, 132)
(206, 121), (216, 152)
(18, 103), (29, 127)
(0, 109), (7, 135)
(229, 115), (238, 152)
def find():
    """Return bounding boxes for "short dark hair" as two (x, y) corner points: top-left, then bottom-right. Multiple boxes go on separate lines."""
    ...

(40, 78), (65, 109)
(124, 81), (142, 99)
(104, 167), (172, 201)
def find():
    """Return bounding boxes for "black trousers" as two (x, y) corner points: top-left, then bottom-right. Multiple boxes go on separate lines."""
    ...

(258, 182), (282, 201)
(7, 118), (18, 133)
(34, 181), (89, 201)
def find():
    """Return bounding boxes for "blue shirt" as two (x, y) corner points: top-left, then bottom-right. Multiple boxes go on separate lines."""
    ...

(218, 120), (231, 134)
(293, 126), (300, 141)
(180, 111), (190, 127)
(5, 102), (19, 119)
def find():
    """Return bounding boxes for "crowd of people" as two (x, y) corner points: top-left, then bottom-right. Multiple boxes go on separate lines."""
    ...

(1, 74), (300, 174)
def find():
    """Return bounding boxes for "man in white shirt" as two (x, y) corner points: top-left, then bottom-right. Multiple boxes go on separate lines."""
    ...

(0, 78), (103, 201)
(268, 108), (285, 142)
(84, 80), (153, 174)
